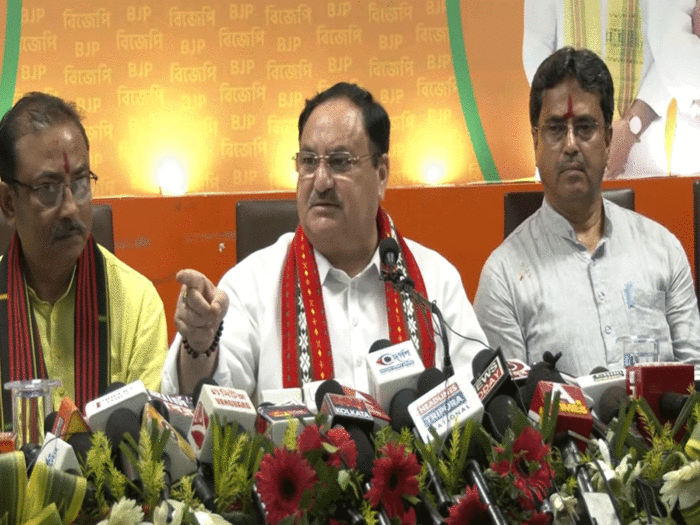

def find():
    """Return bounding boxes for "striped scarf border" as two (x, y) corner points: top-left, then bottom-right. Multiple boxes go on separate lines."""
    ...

(0, 234), (109, 430)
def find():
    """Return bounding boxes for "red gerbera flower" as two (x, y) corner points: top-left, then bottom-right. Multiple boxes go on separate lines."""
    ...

(513, 426), (550, 464)
(524, 510), (552, 525)
(490, 426), (554, 507)
(297, 424), (358, 469)
(298, 424), (324, 453)
(365, 442), (421, 519)
(446, 485), (488, 525)
(397, 506), (416, 525)
(326, 426), (358, 469)
(255, 448), (317, 525)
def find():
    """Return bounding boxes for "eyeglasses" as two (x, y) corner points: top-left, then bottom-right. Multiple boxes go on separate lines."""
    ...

(293, 151), (373, 177)
(535, 121), (605, 144)
(12, 172), (98, 208)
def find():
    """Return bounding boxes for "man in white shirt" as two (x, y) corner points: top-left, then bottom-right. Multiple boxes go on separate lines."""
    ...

(161, 82), (487, 398)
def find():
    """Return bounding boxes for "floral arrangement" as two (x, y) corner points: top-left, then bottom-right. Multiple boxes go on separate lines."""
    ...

(587, 386), (700, 524)
(6, 385), (700, 525)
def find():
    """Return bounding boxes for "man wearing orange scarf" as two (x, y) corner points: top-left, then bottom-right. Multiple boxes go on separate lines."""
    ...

(163, 83), (487, 399)
(0, 93), (168, 429)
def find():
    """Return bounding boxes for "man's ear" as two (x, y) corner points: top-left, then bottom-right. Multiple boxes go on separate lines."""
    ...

(531, 127), (539, 152)
(377, 153), (389, 200)
(0, 182), (17, 226)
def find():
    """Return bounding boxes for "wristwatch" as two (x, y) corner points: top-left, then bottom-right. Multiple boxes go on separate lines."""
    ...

(628, 116), (642, 139)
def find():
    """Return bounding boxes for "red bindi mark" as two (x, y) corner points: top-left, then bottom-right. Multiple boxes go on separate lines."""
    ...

(563, 95), (574, 120)
(62, 151), (69, 173)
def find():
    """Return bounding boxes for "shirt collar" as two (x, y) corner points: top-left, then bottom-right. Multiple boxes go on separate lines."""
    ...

(27, 265), (78, 309)
(314, 245), (382, 285)
(540, 196), (613, 246)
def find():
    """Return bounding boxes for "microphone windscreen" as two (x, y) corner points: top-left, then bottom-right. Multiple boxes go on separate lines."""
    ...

(105, 407), (141, 449)
(192, 377), (218, 409)
(315, 379), (344, 411)
(149, 399), (170, 423)
(589, 366), (609, 375)
(344, 425), (374, 479)
(67, 432), (93, 463)
(598, 385), (629, 425)
(389, 388), (418, 433)
(522, 360), (565, 411)
(101, 381), (126, 397)
(379, 237), (400, 267)
(417, 368), (445, 397)
(44, 411), (58, 434)
(471, 349), (495, 379)
(369, 339), (392, 353)
(659, 392), (687, 421)
(485, 395), (519, 442)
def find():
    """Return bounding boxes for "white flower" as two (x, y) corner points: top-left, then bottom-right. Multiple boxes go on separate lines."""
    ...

(153, 501), (184, 525)
(660, 460), (700, 510)
(97, 497), (144, 525)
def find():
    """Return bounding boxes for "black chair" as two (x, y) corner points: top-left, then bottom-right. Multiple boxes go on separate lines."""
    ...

(693, 180), (700, 301)
(235, 199), (299, 262)
(503, 188), (635, 238)
(0, 203), (114, 253)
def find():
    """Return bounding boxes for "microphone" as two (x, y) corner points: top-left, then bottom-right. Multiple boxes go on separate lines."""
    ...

(188, 385), (257, 463)
(626, 363), (695, 432)
(256, 403), (315, 446)
(35, 432), (81, 473)
(84, 380), (149, 434)
(506, 358), (531, 385)
(597, 385), (630, 426)
(530, 378), (623, 523)
(192, 377), (218, 409)
(521, 352), (565, 411)
(366, 338), (425, 413)
(388, 387), (452, 517)
(417, 367), (445, 397)
(378, 238), (454, 379)
(0, 432), (17, 452)
(256, 387), (304, 407)
(575, 368), (626, 418)
(408, 374), (484, 443)
(471, 347), (526, 412)
(142, 403), (198, 482)
(105, 406), (142, 496)
(379, 237), (400, 270)
(315, 380), (345, 412)
(529, 381), (594, 450)
(146, 390), (194, 438)
(369, 339), (392, 353)
(52, 397), (91, 441)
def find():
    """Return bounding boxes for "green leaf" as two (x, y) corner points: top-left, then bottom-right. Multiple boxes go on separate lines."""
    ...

(0, 451), (27, 525)
(21, 503), (61, 525)
(25, 461), (86, 523)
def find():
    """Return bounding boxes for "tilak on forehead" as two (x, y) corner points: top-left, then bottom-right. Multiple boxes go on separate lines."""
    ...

(63, 151), (69, 173)
(563, 95), (575, 120)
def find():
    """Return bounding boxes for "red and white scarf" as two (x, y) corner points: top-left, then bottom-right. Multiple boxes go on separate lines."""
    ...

(280, 207), (435, 387)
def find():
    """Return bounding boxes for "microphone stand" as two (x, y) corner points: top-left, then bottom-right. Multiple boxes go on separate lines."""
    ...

(382, 269), (454, 379)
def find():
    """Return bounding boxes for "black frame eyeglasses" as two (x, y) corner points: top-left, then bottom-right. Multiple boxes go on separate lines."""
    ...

(12, 171), (98, 208)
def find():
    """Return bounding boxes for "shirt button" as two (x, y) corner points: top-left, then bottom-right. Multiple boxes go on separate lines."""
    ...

(352, 318), (358, 327)
(356, 358), (363, 367)
(598, 291), (606, 301)
(605, 326), (612, 334)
